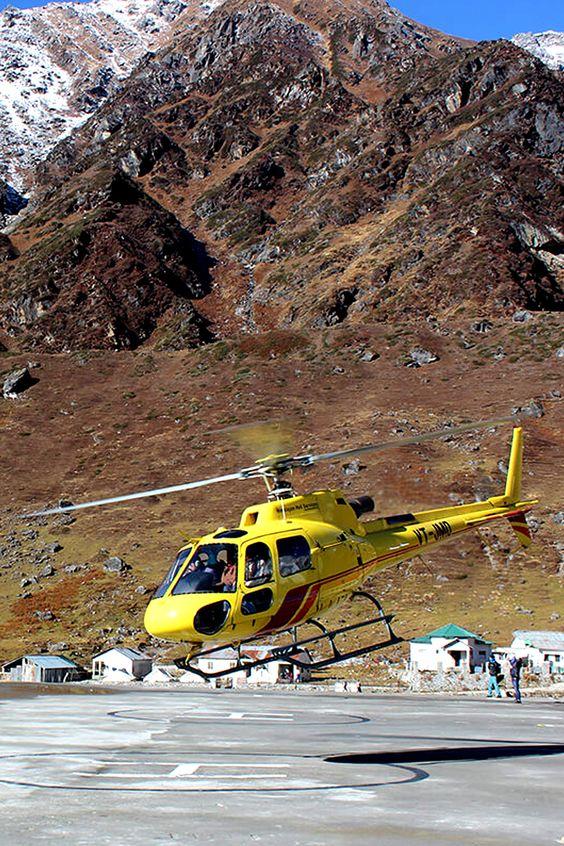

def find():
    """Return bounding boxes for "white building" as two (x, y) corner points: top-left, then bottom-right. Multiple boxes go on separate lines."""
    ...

(508, 630), (564, 673)
(191, 645), (311, 685)
(410, 624), (492, 672)
(91, 647), (152, 681)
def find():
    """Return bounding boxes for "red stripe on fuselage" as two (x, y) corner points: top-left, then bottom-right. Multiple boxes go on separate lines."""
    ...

(256, 508), (527, 635)
(287, 583), (321, 627)
(256, 583), (311, 635)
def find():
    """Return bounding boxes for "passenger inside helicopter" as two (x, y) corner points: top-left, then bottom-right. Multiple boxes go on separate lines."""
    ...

(171, 543), (238, 595)
(244, 541), (273, 587)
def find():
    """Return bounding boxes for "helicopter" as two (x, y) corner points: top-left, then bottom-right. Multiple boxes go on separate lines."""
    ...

(27, 418), (536, 679)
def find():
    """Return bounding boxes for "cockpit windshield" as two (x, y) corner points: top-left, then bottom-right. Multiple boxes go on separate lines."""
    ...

(153, 546), (193, 599)
(172, 543), (238, 595)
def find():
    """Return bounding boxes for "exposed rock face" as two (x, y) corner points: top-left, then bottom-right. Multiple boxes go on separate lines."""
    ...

(0, 180), (27, 229)
(512, 31), (564, 71)
(1, 171), (214, 351)
(0, 0), (562, 351)
(0, 0), (219, 191)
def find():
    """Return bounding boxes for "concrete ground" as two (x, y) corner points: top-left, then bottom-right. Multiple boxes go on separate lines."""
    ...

(0, 685), (562, 846)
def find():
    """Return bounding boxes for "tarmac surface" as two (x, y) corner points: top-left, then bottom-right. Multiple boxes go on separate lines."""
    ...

(0, 684), (563, 845)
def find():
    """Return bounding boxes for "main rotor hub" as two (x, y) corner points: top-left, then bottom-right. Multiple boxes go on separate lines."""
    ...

(266, 479), (295, 501)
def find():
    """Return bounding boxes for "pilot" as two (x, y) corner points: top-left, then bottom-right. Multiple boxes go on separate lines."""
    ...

(219, 561), (237, 592)
(186, 556), (204, 574)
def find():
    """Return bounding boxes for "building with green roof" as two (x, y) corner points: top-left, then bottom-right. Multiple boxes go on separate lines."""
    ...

(409, 623), (493, 673)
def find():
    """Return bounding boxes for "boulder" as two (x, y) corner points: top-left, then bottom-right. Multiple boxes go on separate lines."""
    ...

(34, 609), (55, 621)
(358, 350), (380, 362)
(472, 319), (493, 334)
(512, 400), (544, 419)
(64, 563), (85, 573)
(342, 459), (366, 476)
(2, 367), (37, 398)
(512, 310), (533, 322)
(406, 348), (439, 367)
(104, 556), (131, 574)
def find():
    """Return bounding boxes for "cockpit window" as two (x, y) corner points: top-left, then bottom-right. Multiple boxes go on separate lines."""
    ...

(153, 546), (192, 598)
(245, 542), (273, 587)
(172, 543), (238, 595)
(277, 535), (311, 577)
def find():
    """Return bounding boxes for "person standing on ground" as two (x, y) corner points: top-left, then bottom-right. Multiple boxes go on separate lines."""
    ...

(487, 655), (502, 698)
(509, 656), (523, 703)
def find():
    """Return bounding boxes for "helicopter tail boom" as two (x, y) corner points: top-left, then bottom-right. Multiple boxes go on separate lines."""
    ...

(356, 428), (536, 567)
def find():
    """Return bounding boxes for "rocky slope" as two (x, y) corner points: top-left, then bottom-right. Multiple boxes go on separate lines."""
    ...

(0, 0), (562, 663)
(512, 31), (564, 71)
(0, 0), (225, 192)
(0, 328), (562, 664)
(0, 0), (561, 352)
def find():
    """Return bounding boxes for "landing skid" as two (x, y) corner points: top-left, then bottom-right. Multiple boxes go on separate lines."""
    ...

(175, 591), (403, 680)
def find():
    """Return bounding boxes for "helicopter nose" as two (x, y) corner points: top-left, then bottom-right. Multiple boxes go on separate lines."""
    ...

(143, 596), (233, 640)
(144, 598), (191, 639)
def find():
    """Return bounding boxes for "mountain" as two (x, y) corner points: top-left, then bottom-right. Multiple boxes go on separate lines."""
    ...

(512, 31), (564, 71)
(0, 0), (225, 192)
(0, 0), (561, 352)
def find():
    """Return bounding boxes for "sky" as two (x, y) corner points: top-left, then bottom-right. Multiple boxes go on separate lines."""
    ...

(0, 0), (562, 40)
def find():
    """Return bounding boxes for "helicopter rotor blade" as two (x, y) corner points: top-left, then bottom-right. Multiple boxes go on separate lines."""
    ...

(302, 416), (517, 466)
(21, 415), (519, 518)
(22, 471), (248, 518)
(207, 418), (296, 461)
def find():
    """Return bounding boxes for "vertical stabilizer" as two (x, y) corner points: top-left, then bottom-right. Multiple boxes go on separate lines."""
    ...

(507, 511), (533, 547)
(504, 427), (523, 504)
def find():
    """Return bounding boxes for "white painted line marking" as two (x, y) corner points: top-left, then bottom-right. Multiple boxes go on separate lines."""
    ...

(183, 713), (293, 722)
(170, 763), (290, 777)
(89, 761), (177, 767)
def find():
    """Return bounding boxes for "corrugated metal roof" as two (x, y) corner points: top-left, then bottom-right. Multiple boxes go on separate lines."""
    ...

(513, 630), (564, 650)
(22, 655), (78, 669)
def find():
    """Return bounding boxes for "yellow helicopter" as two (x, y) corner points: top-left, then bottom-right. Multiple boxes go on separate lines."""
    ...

(29, 419), (536, 678)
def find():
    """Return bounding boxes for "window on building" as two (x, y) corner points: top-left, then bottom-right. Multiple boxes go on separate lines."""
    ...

(277, 535), (311, 577)
(244, 542), (273, 587)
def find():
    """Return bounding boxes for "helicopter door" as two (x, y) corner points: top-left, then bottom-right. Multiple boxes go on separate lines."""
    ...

(240, 541), (275, 618)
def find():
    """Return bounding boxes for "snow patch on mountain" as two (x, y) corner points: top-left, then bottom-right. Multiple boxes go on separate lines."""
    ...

(512, 31), (564, 71)
(0, 0), (225, 195)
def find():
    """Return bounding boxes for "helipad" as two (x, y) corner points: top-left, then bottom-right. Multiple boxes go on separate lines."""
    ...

(0, 686), (562, 844)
